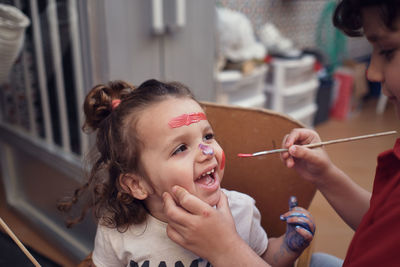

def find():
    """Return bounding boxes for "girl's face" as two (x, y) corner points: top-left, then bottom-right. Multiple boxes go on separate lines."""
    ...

(136, 97), (225, 220)
(363, 7), (400, 118)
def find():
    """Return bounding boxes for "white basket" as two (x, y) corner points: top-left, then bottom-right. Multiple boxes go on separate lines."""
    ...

(216, 65), (268, 107)
(266, 55), (316, 88)
(0, 4), (30, 84)
(230, 93), (266, 108)
(265, 78), (319, 113)
(287, 103), (317, 128)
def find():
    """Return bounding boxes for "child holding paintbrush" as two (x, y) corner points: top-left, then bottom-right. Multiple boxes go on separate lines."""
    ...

(162, 0), (400, 266)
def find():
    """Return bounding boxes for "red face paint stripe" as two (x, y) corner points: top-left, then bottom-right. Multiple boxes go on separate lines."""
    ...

(168, 112), (207, 128)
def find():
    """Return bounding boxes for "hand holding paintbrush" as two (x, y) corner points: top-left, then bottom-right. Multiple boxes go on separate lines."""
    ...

(238, 130), (397, 158)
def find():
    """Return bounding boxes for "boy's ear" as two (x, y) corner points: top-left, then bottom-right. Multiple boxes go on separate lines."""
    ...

(119, 173), (150, 200)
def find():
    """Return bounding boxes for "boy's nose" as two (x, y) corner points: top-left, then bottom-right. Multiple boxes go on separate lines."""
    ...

(366, 52), (384, 83)
(199, 143), (214, 156)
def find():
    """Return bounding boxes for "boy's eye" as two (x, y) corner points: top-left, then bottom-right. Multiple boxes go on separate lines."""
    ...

(379, 49), (395, 60)
(204, 133), (214, 141)
(172, 144), (187, 155)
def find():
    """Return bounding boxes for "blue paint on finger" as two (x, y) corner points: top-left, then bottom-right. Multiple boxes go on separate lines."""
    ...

(289, 196), (298, 210)
(293, 222), (314, 234)
(285, 212), (309, 219)
(296, 225), (314, 236)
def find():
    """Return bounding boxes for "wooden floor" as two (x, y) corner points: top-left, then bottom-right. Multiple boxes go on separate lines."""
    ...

(0, 98), (398, 266)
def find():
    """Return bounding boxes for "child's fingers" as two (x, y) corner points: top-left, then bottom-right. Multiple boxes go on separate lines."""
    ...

(280, 210), (312, 221)
(215, 191), (231, 215)
(285, 128), (321, 147)
(295, 226), (314, 242)
(281, 134), (290, 149)
(285, 215), (316, 235)
(281, 129), (317, 167)
(162, 191), (192, 226)
(163, 192), (206, 240)
(280, 150), (290, 161)
(285, 157), (295, 168)
(281, 206), (312, 216)
(281, 133), (294, 164)
(165, 224), (185, 246)
(280, 149), (294, 168)
(282, 198), (315, 252)
(291, 206), (313, 216)
(289, 196), (298, 210)
(288, 144), (320, 163)
(284, 128), (307, 147)
(171, 185), (212, 215)
(163, 191), (176, 208)
(281, 204), (316, 235)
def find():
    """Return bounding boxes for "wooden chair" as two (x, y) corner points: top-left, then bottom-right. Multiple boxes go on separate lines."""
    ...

(202, 101), (316, 267)
(78, 102), (316, 267)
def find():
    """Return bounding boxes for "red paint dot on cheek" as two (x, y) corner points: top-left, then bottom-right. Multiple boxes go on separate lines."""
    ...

(220, 150), (225, 170)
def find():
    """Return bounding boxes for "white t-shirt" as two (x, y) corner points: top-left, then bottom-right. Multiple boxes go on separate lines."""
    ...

(92, 189), (268, 267)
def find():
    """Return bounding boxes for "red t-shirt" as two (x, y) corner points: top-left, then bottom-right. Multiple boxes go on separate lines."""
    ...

(343, 138), (400, 267)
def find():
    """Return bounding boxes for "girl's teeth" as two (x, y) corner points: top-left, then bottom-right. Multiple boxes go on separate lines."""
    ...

(201, 169), (215, 177)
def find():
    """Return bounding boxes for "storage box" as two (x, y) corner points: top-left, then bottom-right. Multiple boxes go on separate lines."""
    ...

(266, 55), (316, 88)
(287, 103), (317, 128)
(265, 78), (319, 113)
(330, 67), (354, 120)
(216, 65), (267, 107)
(230, 93), (266, 108)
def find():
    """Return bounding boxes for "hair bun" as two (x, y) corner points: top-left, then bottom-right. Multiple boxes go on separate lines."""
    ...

(82, 80), (135, 132)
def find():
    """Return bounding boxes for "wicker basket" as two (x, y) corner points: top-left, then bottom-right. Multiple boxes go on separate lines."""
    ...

(0, 4), (30, 84)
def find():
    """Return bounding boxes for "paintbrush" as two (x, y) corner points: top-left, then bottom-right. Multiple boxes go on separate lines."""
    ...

(238, 130), (397, 158)
(0, 217), (42, 267)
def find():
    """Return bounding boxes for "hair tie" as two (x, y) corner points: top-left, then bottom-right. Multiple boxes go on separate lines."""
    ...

(111, 99), (121, 110)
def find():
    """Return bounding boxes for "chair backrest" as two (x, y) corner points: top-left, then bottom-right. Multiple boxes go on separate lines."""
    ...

(201, 102), (316, 237)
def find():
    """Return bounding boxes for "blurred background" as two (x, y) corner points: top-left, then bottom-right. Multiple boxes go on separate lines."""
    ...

(0, 0), (398, 266)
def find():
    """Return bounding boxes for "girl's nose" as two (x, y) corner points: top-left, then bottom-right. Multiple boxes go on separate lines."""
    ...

(366, 52), (384, 83)
(199, 143), (214, 156)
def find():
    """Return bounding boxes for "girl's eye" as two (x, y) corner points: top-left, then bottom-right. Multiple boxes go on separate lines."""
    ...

(172, 144), (187, 155)
(379, 49), (395, 60)
(204, 133), (214, 141)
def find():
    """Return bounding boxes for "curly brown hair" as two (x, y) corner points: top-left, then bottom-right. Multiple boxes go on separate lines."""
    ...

(333, 0), (400, 37)
(57, 79), (195, 231)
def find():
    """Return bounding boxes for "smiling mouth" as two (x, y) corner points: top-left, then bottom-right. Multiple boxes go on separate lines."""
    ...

(195, 168), (216, 185)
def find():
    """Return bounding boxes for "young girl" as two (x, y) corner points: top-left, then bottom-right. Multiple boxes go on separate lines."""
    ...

(163, 0), (400, 266)
(59, 79), (315, 267)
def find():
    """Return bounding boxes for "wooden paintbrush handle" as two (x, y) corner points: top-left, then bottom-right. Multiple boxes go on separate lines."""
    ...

(0, 217), (41, 267)
(304, 130), (397, 149)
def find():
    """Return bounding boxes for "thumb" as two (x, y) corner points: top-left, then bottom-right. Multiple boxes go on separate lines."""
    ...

(289, 145), (318, 161)
(172, 185), (210, 215)
(215, 191), (236, 227)
(216, 191), (230, 214)
(173, 185), (189, 203)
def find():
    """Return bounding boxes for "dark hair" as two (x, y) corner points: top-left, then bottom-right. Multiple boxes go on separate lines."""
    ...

(58, 79), (195, 230)
(333, 0), (400, 36)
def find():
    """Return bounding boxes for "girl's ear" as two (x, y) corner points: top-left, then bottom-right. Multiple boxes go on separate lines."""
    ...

(119, 173), (150, 200)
